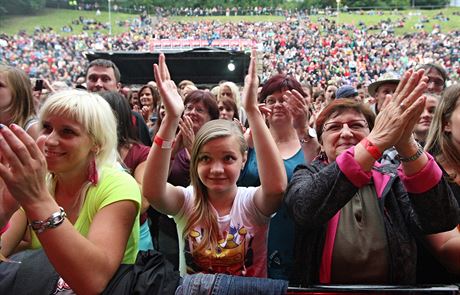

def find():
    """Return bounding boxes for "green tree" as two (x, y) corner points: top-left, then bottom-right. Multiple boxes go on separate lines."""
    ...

(0, 0), (46, 16)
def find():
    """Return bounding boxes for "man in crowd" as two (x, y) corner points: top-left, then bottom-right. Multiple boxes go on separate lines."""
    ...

(367, 72), (400, 114)
(85, 59), (152, 146)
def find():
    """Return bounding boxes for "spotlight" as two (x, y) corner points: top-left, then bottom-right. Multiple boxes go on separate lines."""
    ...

(227, 60), (235, 72)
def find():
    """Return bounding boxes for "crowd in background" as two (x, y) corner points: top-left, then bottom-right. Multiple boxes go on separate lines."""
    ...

(1, 9), (459, 90)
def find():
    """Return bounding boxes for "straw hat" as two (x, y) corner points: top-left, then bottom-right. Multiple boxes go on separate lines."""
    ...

(367, 72), (400, 97)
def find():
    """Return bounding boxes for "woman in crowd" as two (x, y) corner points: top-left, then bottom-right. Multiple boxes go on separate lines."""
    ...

(285, 70), (458, 286)
(218, 81), (247, 125)
(138, 84), (160, 136)
(217, 96), (239, 121)
(100, 91), (154, 251)
(0, 64), (40, 139)
(238, 73), (320, 280)
(143, 51), (286, 277)
(168, 89), (219, 187)
(0, 90), (140, 294)
(419, 84), (460, 283)
(414, 93), (440, 146)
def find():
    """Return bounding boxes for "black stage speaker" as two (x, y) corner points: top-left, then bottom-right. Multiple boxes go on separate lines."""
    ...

(85, 48), (250, 85)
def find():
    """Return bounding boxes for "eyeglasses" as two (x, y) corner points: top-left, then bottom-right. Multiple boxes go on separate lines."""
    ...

(427, 77), (444, 88)
(185, 104), (206, 114)
(322, 119), (369, 133)
(265, 97), (286, 106)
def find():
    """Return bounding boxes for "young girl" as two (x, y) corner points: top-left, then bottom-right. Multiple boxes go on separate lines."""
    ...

(143, 50), (287, 277)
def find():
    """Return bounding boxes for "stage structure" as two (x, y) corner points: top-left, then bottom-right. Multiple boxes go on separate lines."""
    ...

(85, 48), (251, 85)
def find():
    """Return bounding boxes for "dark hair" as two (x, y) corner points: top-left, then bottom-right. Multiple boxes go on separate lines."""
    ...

(258, 74), (306, 103)
(98, 91), (139, 147)
(87, 59), (121, 82)
(316, 99), (376, 140)
(416, 63), (449, 88)
(138, 84), (161, 109)
(184, 90), (219, 120)
(217, 96), (239, 120)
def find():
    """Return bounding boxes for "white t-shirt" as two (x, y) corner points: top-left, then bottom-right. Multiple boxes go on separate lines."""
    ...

(174, 186), (270, 278)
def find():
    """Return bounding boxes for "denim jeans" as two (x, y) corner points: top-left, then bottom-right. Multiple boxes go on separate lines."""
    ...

(175, 273), (288, 295)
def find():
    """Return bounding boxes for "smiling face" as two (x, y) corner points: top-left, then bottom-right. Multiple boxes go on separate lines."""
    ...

(139, 87), (153, 107)
(197, 135), (246, 197)
(414, 95), (438, 142)
(321, 109), (370, 162)
(184, 101), (212, 133)
(41, 115), (96, 176)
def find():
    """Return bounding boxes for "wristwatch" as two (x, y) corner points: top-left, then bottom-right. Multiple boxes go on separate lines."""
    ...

(300, 127), (317, 145)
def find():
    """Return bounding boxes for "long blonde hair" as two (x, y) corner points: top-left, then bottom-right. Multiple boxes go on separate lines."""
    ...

(185, 119), (247, 254)
(0, 64), (36, 128)
(425, 84), (460, 177)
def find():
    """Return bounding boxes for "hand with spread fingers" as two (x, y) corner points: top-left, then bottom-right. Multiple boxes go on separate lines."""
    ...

(366, 69), (428, 153)
(283, 89), (310, 130)
(179, 116), (195, 155)
(153, 53), (184, 120)
(0, 124), (49, 207)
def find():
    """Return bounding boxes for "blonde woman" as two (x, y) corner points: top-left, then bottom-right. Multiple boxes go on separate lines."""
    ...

(0, 90), (140, 294)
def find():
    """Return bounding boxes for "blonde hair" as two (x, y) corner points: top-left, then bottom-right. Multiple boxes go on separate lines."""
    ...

(425, 84), (460, 176)
(39, 90), (118, 169)
(0, 64), (36, 128)
(185, 119), (247, 254)
(218, 81), (241, 109)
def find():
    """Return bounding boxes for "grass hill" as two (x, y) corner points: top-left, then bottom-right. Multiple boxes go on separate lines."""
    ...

(0, 7), (459, 36)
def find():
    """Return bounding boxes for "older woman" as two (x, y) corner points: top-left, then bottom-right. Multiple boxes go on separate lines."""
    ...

(285, 70), (458, 285)
(0, 90), (140, 294)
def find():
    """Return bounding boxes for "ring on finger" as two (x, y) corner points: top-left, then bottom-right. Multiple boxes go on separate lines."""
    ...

(399, 102), (406, 111)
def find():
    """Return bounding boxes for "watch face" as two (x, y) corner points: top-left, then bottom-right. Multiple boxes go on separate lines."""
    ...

(308, 127), (318, 138)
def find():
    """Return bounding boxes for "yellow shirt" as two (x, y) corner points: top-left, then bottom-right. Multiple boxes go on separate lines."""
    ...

(30, 166), (141, 263)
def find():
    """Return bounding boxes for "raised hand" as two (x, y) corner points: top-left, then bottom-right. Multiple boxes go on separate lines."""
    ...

(241, 49), (259, 113)
(0, 124), (48, 207)
(153, 53), (184, 119)
(367, 69), (428, 152)
(179, 116), (195, 154)
(283, 89), (310, 130)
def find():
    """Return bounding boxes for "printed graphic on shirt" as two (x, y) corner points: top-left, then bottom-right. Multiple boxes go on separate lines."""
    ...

(184, 223), (255, 276)
(53, 277), (75, 294)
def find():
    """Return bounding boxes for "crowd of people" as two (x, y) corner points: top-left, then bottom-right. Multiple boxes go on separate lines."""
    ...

(0, 7), (460, 295)
(1, 9), (459, 89)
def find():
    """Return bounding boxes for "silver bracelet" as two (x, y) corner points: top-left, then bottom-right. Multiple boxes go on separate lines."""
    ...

(29, 207), (67, 234)
(396, 143), (424, 162)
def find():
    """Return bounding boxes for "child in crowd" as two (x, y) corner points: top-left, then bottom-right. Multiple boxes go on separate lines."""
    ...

(143, 50), (287, 277)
